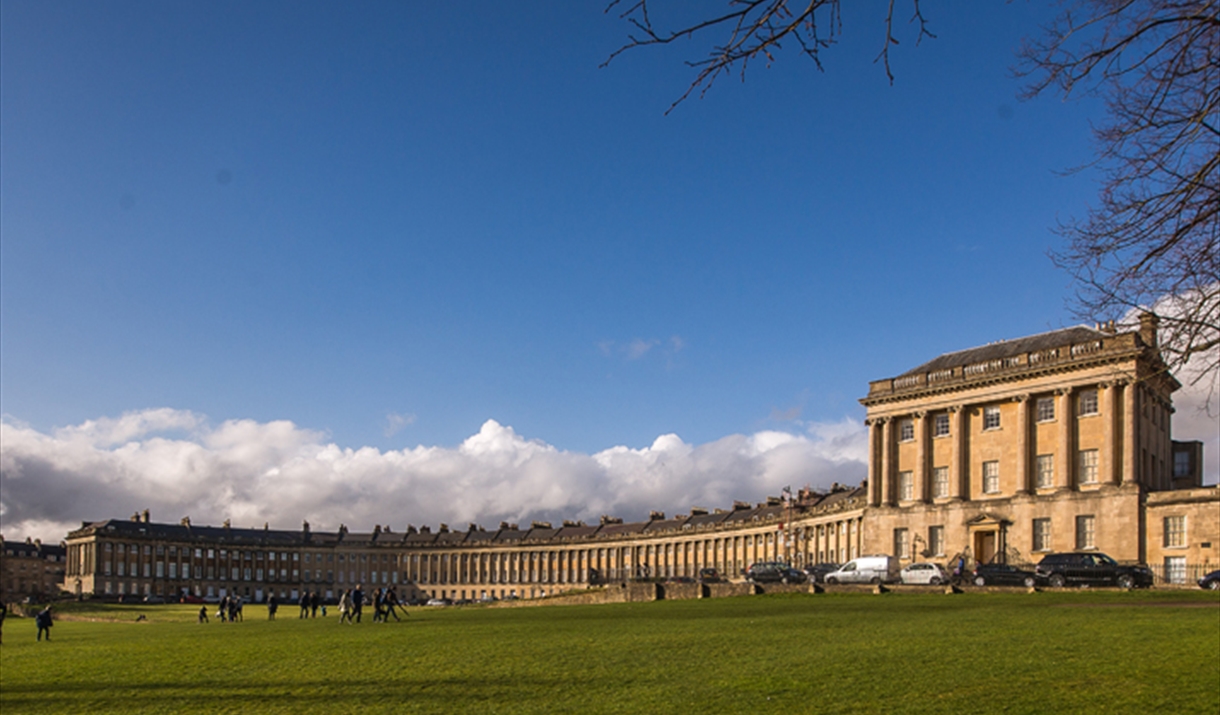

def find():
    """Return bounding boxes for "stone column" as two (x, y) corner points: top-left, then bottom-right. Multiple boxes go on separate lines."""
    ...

(1014, 394), (1031, 494)
(1101, 382), (1118, 484)
(1122, 382), (1138, 484)
(949, 406), (966, 500)
(866, 419), (881, 506)
(914, 411), (929, 502)
(880, 417), (894, 506)
(1056, 387), (1074, 490)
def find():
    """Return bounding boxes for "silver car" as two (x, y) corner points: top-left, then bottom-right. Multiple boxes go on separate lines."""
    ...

(900, 562), (950, 585)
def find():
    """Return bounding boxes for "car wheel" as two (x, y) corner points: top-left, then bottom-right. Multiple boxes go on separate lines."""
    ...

(781, 577), (789, 585)
(1049, 574), (1066, 588)
(870, 577), (880, 585)
(826, 577), (837, 585)
(1209, 580), (1220, 591)
(974, 576), (986, 587)
(1117, 574), (1134, 590)
(930, 577), (941, 585)
(1023, 576), (1036, 588)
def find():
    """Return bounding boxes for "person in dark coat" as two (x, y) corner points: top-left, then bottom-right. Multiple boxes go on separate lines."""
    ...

(198, 605), (209, 624)
(299, 592), (309, 619)
(35, 606), (53, 641)
(267, 595), (278, 620)
(310, 591), (320, 618)
(351, 585), (364, 624)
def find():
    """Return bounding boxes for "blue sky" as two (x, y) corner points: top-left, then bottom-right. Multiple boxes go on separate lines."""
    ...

(2, 2), (1214, 537)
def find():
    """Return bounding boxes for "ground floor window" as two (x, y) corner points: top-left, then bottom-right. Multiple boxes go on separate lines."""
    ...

(1033, 518), (1051, 552)
(928, 526), (944, 557)
(893, 528), (909, 560)
(1164, 556), (1186, 584)
(1075, 515), (1095, 550)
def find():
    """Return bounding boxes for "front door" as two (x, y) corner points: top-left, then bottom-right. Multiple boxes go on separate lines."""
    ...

(974, 531), (997, 565)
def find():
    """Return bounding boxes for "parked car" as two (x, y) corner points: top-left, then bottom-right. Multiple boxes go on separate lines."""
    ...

(972, 563), (1038, 587)
(697, 567), (722, 583)
(142, 594), (167, 604)
(425, 598), (452, 607)
(178, 594), (204, 604)
(900, 562), (950, 585)
(803, 563), (840, 584)
(825, 555), (900, 585)
(746, 562), (806, 584)
(665, 576), (695, 584)
(1198, 570), (1220, 590)
(1035, 552), (1153, 589)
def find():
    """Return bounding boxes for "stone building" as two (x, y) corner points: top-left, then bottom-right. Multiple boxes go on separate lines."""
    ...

(1, 536), (67, 602)
(859, 315), (1216, 582)
(57, 318), (1215, 602)
(62, 491), (867, 603)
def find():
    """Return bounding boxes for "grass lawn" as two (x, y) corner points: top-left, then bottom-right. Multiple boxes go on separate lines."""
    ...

(2, 589), (1217, 714)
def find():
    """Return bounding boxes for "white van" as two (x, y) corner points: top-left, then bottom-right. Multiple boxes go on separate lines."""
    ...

(824, 555), (900, 584)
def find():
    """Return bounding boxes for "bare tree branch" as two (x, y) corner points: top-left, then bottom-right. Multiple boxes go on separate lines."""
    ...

(603, 1), (933, 113)
(1018, 1), (1219, 404)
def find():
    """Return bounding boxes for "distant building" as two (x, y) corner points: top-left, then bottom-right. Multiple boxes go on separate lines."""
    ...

(1, 536), (67, 602)
(57, 318), (1216, 601)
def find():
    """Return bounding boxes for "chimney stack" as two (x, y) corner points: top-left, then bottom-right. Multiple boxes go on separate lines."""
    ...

(1139, 312), (1160, 349)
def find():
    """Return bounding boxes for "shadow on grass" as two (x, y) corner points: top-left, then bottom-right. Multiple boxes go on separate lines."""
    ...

(1, 674), (606, 710)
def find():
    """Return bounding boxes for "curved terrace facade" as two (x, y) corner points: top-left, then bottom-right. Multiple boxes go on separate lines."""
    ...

(59, 317), (1216, 602)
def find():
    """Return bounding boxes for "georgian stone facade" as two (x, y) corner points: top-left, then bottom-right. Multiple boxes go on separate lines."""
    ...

(56, 318), (1216, 602)
(858, 316), (1216, 579)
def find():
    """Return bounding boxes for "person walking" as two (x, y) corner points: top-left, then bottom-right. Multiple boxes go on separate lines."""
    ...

(198, 605), (209, 624)
(298, 592), (309, 619)
(351, 585), (364, 624)
(383, 588), (402, 622)
(310, 591), (320, 618)
(35, 606), (53, 642)
(337, 590), (352, 625)
(268, 595), (278, 620)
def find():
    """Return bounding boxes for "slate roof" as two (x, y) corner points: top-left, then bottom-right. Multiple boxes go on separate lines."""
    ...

(898, 326), (1108, 377)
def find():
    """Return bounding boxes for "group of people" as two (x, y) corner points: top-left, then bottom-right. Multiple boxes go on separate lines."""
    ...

(199, 594), (244, 623)
(336, 585), (405, 624)
(297, 591), (326, 618)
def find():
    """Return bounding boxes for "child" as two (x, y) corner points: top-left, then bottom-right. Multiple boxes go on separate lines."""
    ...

(198, 605), (209, 623)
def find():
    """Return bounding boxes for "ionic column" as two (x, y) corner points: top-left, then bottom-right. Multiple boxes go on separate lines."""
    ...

(949, 406), (966, 500)
(866, 419), (881, 506)
(1101, 382), (1118, 484)
(1056, 387), (1075, 490)
(914, 411), (928, 502)
(1014, 394), (1031, 494)
(880, 418), (894, 506)
(1122, 382), (1138, 484)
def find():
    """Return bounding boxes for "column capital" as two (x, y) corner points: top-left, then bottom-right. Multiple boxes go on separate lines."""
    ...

(913, 410), (927, 419)
(1013, 393), (1031, 403)
(1055, 387), (1074, 396)
(947, 404), (964, 414)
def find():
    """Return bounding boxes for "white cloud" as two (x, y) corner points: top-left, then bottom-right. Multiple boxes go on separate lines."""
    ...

(598, 335), (686, 363)
(383, 412), (416, 437)
(0, 410), (868, 542)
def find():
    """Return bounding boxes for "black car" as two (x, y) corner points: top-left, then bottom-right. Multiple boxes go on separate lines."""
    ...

(1198, 570), (1220, 590)
(803, 563), (841, 584)
(746, 562), (806, 584)
(697, 568), (722, 583)
(972, 563), (1038, 587)
(1035, 552), (1153, 589)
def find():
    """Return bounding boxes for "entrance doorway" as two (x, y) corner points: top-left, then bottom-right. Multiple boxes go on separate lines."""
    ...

(974, 531), (997, 564)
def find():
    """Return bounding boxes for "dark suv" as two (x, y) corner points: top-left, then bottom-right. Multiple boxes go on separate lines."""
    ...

(746, 562), (806, 584)
(1035, 552), (1153, 589)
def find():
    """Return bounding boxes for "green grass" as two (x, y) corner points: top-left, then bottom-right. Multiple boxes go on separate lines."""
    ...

(2, 590), (1218, 714)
